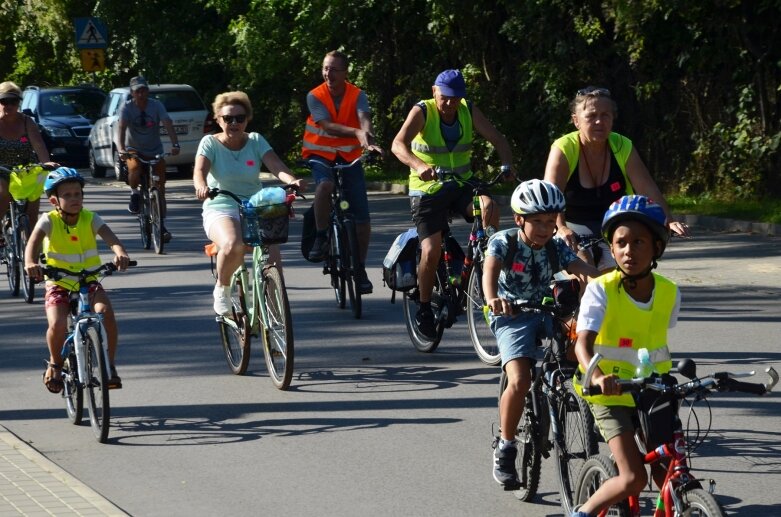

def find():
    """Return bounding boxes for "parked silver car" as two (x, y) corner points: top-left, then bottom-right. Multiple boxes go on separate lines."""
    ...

(88, 83), (215, 179)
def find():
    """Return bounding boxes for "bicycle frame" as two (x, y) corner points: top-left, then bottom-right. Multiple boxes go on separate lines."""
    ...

(223, 244), (273, 337)
(67, 285), (111, 390)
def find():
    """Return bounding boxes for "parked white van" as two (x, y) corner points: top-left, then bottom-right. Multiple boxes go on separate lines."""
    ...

(88, 84), (215, 179)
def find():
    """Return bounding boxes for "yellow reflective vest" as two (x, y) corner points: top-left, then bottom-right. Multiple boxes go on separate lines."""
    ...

(409, 98), (473, 192)
(552, 131), (634, 194)
(44, 209), (102, 291)
(574, 269), (676, 406)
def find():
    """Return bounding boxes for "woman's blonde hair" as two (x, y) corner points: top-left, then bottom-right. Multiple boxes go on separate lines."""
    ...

(212, 91), (253, 121)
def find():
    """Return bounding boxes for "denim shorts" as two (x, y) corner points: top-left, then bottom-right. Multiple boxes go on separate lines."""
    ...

(490, 310), (552, 368)
(310, 157), (370, 224)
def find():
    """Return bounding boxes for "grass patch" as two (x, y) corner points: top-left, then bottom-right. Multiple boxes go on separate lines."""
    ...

(668, 195), (781, 224)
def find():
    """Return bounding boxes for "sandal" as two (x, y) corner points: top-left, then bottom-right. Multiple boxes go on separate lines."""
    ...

(42, 361), (64, 394)
(108, 365), (122, 390)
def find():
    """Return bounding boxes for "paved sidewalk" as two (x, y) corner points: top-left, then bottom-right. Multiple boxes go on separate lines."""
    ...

(0, 426), (126, 516)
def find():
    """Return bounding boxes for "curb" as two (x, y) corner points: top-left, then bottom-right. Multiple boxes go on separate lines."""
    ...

(366, 181), (780, 236)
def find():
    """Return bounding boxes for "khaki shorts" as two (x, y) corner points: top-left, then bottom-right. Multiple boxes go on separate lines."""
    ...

(588, 403), (636, 443)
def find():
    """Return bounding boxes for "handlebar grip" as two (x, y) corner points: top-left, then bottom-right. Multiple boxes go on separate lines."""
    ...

(128, 260), (138, 267)
(721, 379), (767, 395)
(582, 385), (602, 396)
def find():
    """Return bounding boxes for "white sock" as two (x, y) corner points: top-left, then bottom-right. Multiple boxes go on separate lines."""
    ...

(499, 439), (517, 450)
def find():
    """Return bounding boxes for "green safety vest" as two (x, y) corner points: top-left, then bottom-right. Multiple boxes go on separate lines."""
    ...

(44, 209), (102, 291)
(573, 269), (676, 406)
(409, 98), (473, 192)
(553, 131), (635, 194)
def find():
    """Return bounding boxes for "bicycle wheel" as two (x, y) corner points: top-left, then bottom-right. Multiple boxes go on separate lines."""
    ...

(4, 215), (20, 297)
(260, 265), (294, 390)
(150, 188), (164, 254)
(218, 273), (251, 375)
(84, 325), (110, 443)
(329, 224), (346, 309)
(498, 371), (543, 501)
(574, 455), (631, 516)
(139, 188), (152, 250)
(681, 487), (724, 517)
(554, 377), (599, 514)
(402, 288), (443, 353)
(466, 263), (499, 365)
(62, 353), (83, 425)
(17, 218), (35, 303)
(343, 218), (361, 319)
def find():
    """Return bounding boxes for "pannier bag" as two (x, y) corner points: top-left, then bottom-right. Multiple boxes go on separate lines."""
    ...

(382, 228), (419, 292)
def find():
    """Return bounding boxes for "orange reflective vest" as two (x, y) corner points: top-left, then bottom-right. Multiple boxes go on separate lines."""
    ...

(302, 82), (362, 161)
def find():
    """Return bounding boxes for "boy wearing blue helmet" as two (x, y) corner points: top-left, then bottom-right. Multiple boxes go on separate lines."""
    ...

(24, 167), (131, 393)
(571, 195), (680, 517)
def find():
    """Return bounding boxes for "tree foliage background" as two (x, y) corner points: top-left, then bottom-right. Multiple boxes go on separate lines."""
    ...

(2, 0), (779, 199)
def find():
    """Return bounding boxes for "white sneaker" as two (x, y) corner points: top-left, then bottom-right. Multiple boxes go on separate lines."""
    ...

(213, 284), (232, 315)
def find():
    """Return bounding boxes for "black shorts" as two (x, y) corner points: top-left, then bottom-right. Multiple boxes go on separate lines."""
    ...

(410, 182), (474, 240)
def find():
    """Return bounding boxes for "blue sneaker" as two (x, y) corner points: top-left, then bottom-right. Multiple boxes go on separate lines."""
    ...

(492, 443), (521, 489)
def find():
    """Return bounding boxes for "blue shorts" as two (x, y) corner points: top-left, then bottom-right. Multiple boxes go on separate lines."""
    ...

(490, 311), (552, 368)
(310, 157), (370, 224)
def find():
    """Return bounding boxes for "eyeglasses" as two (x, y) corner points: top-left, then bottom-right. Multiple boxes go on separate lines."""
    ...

(322, 67), (346, 73)
(0, 97), (20, 106)
(576, 86), (611, 97)
(221, 114), (247, 124)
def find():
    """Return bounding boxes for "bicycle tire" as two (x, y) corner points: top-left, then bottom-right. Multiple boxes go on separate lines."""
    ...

(402, 289), (443, 352)
(219, 274), (251, 375)
(63, 353), (83, 425)
(498, 371), (543, 501)
(466, 263), (499, 365)
(4, 214), (20, 297)
(150, 188), (164, 254)
(574, 455), (631, 516)
(139, 188), (152, 250)
(343, 218), (362, 319)
(261, 265), (294, 390)
(18, 219), (35, 303)
(329, 223), (346, 309)
(554, 377), (599, 514)
(681, 487), (724, 517)
(84, 325), (110, 443)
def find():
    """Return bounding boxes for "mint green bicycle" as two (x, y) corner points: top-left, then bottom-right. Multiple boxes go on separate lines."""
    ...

(205, 187), (299, 390)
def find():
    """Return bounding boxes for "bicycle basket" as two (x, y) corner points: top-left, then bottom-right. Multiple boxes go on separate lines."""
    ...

(9, 165), (46, 201)
(241, 203), (290, 245)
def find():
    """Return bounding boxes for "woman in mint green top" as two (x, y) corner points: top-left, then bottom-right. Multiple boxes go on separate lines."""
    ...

(193, 91), (305, 316)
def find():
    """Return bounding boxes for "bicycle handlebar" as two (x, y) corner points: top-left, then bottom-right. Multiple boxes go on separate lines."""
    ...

(207, 185), (304, 204)
(0, 163), (57, 174)
(582, 352), (779, 398)
(298, 150), (382, 171)
(119, 149), (170, 164)
(433, 167), (511, 188)
(38, 261), (137, 285)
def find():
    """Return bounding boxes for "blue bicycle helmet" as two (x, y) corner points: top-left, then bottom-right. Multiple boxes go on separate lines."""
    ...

(602, 195), (669, 256)
(44, 167), (84, 196)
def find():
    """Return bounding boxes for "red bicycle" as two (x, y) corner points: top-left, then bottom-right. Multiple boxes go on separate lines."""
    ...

(576, 353), (778, 516)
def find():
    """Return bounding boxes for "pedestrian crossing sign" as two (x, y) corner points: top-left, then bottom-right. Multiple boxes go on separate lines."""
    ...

(74, 17), (108, 49)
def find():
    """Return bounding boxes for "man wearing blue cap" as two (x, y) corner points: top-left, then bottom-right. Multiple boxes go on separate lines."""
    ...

(392, 69), (516, 338)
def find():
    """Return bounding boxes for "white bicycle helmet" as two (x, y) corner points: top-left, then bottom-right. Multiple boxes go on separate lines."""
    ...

(510, 179), (565, 215)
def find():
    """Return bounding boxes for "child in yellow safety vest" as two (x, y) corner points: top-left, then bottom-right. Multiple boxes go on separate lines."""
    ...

(571, 195), (680, 517)
(24, 167), (131, 394)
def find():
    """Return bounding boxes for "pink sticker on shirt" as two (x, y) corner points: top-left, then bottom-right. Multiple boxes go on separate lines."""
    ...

(246, 160), (255, 167)
(610, 182), (621, 192)
(618, 337), (633, 348)
(20, 136), (28, 143)
(512, 262), (525, 273)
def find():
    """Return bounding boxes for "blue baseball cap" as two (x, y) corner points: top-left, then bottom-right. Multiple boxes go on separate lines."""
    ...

(434, 69), (466, 98)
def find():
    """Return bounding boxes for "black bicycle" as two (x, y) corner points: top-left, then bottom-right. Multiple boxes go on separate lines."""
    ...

(403, 168), (509, 353)
(1, 164), (50, 303)
(301, 152), (378, 319)
(121, 149), (168, 254)
(493, 285), (599, 513)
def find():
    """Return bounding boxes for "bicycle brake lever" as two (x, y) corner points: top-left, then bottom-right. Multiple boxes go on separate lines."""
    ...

(765, 366), (779, 393)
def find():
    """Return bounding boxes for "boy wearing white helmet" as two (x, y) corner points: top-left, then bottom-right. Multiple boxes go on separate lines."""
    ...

(25, 168), (131, 394)
(486, 179), (598, 488)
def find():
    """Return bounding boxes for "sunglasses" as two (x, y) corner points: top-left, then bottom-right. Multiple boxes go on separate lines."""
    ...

(576, 86), (611, 97)
(0, 97), (20, 106)
(221, 114), (247, 124)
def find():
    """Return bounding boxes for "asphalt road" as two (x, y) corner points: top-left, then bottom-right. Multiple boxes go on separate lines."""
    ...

(1, 177), (780, 516)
